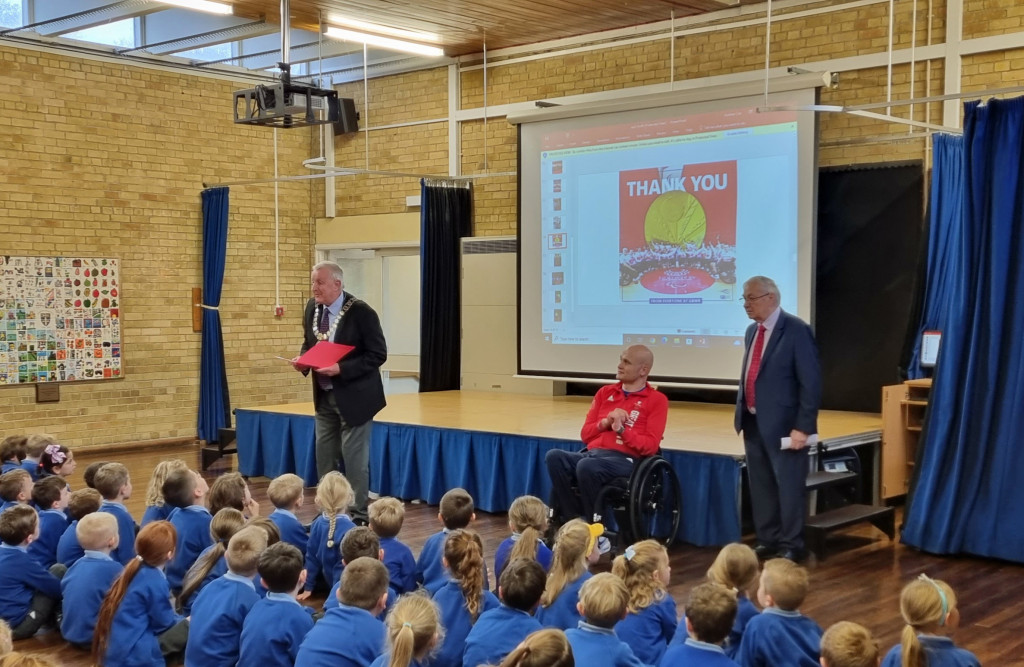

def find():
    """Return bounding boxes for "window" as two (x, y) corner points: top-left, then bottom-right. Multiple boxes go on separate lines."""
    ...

(173, 42), (233, 62)
(0, 0), (21, 29)
(65, 18), (135, 49)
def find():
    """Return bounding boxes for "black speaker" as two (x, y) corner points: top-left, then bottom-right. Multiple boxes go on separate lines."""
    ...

(333, 98), (359, 135)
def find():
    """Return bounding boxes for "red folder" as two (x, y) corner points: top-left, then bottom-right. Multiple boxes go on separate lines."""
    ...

(296, 342), (354, 369)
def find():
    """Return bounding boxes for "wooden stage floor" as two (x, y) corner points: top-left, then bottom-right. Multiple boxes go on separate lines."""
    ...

(248, 390), (881, 458)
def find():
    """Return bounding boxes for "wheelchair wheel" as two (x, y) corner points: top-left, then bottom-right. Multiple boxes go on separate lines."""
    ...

(628, 456), (682, 546)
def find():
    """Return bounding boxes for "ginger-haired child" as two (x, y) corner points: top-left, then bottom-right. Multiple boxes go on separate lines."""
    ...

(431, 529), (499, 667)
(612, 538), (677, 664)
(495, 495), (552, 579)
(369, 496), (416, 594)
(880, 575), (977, 667)
(535, 519), (602, 630)
(300, 471), (356, 598)
(821, 620), (880, 667)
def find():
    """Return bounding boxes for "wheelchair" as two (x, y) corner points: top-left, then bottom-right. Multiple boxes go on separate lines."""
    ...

(549, 453), (682, 552)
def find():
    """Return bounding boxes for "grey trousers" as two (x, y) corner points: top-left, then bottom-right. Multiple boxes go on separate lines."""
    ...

(315, 391), (372, 521)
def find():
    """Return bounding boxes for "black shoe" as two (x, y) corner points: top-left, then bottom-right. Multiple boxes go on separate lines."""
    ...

(753, 544), (777, 560)
(778, 548), (806, 562)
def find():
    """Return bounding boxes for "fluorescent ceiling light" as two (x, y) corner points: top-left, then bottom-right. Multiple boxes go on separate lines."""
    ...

(328, 16), (441, 43)
(324, 26), (445, 57)
(156, 0), (233, 15)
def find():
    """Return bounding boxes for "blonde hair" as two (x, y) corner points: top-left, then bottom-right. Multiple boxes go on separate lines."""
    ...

(225, 525), (268, 575)
(178, 508), (246, 608)
(444, 529), (487, 621)
(0, 655), (59, 667)
(541, 519), (591, 607)
(707, 543), (759, 593)
(578, 573), (629, 628)
(611, 540), (668, 614)
(505, 496), (548, 571)
(383, 593), (443, 667)
(821, 621), (880, 667)
(76, 512), (119, 551)
(315, 471), (354, 548)
(898, 575), (957, 667)
(268, 473), (304, 510)
(760, 558), (809, 611)
(498, 628), (574, 667)
(144, 459), (188, 507)
(369, 497), (405, 538)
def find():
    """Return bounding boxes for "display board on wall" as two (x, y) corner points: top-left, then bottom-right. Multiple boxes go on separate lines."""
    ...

(1, 256), (122, 384)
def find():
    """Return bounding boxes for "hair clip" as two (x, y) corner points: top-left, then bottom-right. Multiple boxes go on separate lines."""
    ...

(44, 444), (66, 464)
(136, 555), (144, 562)
(624, 545), (636, 561)
(402, 622), (413, 628)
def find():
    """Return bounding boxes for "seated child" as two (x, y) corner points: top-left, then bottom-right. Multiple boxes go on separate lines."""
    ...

(536, 519), (602, 630)
(880, 575), (978, 667)
(59, 512), (124, 648)
(564, 572), (647, 667)
(370, 593), (442, 667)
(498, 628), (574, 667)
(671, 543), (760, 658)
(245, 517), (282, 597)
(239, 542), (315, 667)
(735, 558), (823, 667)
(0, 470), (32, 514)
(431, 529), (499, 667)
(177, 507), (246, 613)
(94, 463), (137, 564)
(163, 468), (212, 592)
(185, 525), (267, 666)
(208, 472), (260, 517)
(294, 557), (390, 667)
(20, 434), (54, 482)
(301, 471), (356, 597)
(369, 496), (416, 594)
(660, 583), (739, 667)
(0, 506), (63, 640)
(92, 521), (189, 667)
(463, 558), (546, 667)
(82, 461), (109, 490)
(26, 477), (70, 569)
(140, 459), (188, 527)
(268, 473), (308, 554)
(821, 621), (879, 667)
(38, 444), (75, 481)
(495, 495), (552, 579)
(416, 487), (476, 594)
(0, 436), (26, 475)
(612, 539), (677, 665)
(324, 526), (396, 617)
(57, 488), (103, 567)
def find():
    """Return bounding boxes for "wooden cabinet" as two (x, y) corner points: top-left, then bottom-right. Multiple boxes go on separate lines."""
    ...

(880, 378), (932, 499)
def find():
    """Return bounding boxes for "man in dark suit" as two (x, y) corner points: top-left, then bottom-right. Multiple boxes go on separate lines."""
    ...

(734, 276), (821, 561)
(291, 261), (387, 523)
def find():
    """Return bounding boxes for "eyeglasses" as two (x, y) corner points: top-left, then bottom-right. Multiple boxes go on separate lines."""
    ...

(741, 293), (771, 303)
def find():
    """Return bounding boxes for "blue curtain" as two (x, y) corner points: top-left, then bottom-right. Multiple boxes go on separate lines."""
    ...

(907, 133), (966, 378)
(902, 97), (1024, 561)
(197, 187), (231, 442)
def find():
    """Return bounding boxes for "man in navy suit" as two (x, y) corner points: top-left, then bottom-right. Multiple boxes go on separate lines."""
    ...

(291, 261), (387, 524)
(734, 276), (821, 562)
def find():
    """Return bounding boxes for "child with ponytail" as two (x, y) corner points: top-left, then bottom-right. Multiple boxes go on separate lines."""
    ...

(177, 507), (246, 613)
(300, 471), (356, 598)
(370, 593), (443, 667)
(611, 539), (677, 665)
(535, 519), (602, 630)
(92, 521), (189, 667)
(498, 628), (574, 667)
(880, 575), (978, 667)
(431, 529), (499, 667)
(495, 496), (552, 578)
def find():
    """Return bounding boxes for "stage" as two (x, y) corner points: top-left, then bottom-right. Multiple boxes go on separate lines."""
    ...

(235, 391), (880, 546)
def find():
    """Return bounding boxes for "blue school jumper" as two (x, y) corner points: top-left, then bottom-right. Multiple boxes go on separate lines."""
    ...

(0, 501), (20, 514)
(1, 461), (20, 474)
(672, 593), (757, 659)
(56, 520), (86, 567)
(734, 607), (822, 667)
(566, 621), (650, 667)
(294, 603), (385, 667)
(303, 512), (355, 591)
(880, 636), (981, 667)
(140, 503), (174, 527)
(269, 508), (308, 554)
(99, 500), (137, 564)
(0, 543), (62, 627)
(616, 593), (678, 665)
(536, 571), (593, 630)
(415, 529), (448, 593)
(494, 534), (554, 577)
(102, 563), (185, 667)
(27, 508), (68, 569)
(662, 638), (738, 666)
(60, 551), (123, 645)
(185, 571), (260, 666)
(179, 543), (228, 614)
(380, 535), (417, 594)
(431, 579), (500, 667)
(239, 592), (315, 667)
(20, 459), (39, 481)
(323, 579), (396, 620)
(166, 504), (213, 591)
(462, 604), (542, 667)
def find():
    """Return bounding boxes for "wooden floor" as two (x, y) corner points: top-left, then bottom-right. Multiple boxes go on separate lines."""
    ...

(14, 443), (1024, 665)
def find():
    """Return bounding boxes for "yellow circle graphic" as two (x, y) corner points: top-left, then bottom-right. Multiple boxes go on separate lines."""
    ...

(644, 191), (707, 247)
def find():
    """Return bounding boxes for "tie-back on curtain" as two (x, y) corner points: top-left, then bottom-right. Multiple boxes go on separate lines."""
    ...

(197, 187), (231, 442)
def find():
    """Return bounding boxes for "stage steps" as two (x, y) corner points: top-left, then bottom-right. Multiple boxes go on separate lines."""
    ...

(201, 427), (237, 471)
(804, 504), (895, 560)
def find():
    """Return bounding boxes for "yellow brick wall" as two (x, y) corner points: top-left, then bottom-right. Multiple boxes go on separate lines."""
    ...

(0, 47), (318, 447)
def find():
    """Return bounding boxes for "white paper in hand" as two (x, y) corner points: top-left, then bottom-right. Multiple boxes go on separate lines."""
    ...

(780, 433), (819, 450)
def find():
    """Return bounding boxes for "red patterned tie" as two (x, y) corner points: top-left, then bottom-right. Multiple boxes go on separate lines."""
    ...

(745, 324), (766, 410)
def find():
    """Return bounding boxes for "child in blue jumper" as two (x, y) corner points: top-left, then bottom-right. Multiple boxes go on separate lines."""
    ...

(820, 621), (879, 667)
(369, 496), (417, 594)
(462, 558), (546, 667)
(59, 512), (123, 649)
(185, 525), (267, 666)
(660, 583), (739, 667)
(26, 476), (69, 569)
(323, 526), (396, 619)
(57, 487), (103, 568)
(300, 471), (356, 598)
(416, 487), (476, 594)
(239, 542), (315, 667)
(0, 435), (27, 475)
(94, 462), (137, 564)
(431, 529), (499, 667)
(565, 572), (648, 667)
(177, 507), (246, 613)
(495, 495), (553, 580)
(91, 520), (189, 667)
(536, 519), (602, 630)
(880, 575), (979, 667)
(0, 469), (33, 514)
(20, 434), (53, 482)
(295, 556), (390, 667)
(162, 467), (212, 592)
(612, 539), (677, 665)
(0, 505), (64, 640)
(140, 459), (188, 527)
(370, 593), (443, 667)
(734, 558), (823, 667)
(267, 473), (308, 554)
